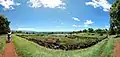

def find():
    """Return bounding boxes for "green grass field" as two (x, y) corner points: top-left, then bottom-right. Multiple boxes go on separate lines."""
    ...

(0, 35), (6, 53)
(13, 34), (115, 57)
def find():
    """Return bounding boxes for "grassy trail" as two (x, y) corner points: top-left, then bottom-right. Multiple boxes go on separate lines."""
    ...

(0, 35), (18, 57)
(2, 42), (18, 57)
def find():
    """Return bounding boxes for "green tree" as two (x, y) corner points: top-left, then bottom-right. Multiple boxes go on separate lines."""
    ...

(102, 29), (108, 34)
(83, 29), (87, 33)
(95, 29), (103, 33)
(110, 0), (120, 35)
(88, 28), (94, 33)
(0, 15), (11, 34)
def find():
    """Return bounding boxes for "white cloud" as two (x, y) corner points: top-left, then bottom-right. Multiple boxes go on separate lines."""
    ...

(16, 3), (21, 6)
(0, 0), (20, 10)
(72, 17), (80, 21)
(84, 20), (94, 25)
(27, 0), (66, 9)
(83, 20), (94, 28)
(105, 25), (109, 28)
(105, 25), (109, 29)
(85, 0), (111, 12)
(72, 25), (81, 27)
(16, 28), (35, 31)
(72, 20), (93, 28)
(72, 25), (77, 27)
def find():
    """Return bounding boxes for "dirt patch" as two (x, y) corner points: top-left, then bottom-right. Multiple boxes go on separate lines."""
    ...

(0, 54), (2, 57)
(2, 42), (18, 57)
(114, 40), (120, 57)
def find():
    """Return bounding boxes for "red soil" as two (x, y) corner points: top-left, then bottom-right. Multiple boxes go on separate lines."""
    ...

(1, 42), (18, 57)
(114, 40), (120, 57)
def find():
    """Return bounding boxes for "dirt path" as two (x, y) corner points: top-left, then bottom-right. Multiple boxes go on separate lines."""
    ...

(1, 42), (18, 57)
(114, 40), (120, 57)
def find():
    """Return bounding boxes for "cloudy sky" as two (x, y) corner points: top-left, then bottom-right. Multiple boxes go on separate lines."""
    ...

(0, 0), (114, 32)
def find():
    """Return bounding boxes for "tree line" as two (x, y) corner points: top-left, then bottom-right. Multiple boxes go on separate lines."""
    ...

(73, 28), (108, 34)
(12, 28), (108, 35)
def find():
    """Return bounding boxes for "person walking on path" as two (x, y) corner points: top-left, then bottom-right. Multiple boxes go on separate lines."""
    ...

(7, 32), (12, 43)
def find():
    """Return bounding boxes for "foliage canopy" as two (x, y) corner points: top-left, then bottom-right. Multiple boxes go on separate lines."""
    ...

(109, 0), (120, 35)
(0, 15), (11, 34)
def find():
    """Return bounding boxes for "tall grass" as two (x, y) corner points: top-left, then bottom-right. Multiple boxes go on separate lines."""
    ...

(101, 38), (115, 57)
(0, 35), (6, 53)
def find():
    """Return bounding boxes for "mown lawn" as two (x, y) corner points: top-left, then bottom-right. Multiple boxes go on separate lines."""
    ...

(13, 35), (115, 57)
(0, 35), (6, 53)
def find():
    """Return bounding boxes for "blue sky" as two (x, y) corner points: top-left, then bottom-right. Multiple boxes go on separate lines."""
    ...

(0, 0), (115, 32)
